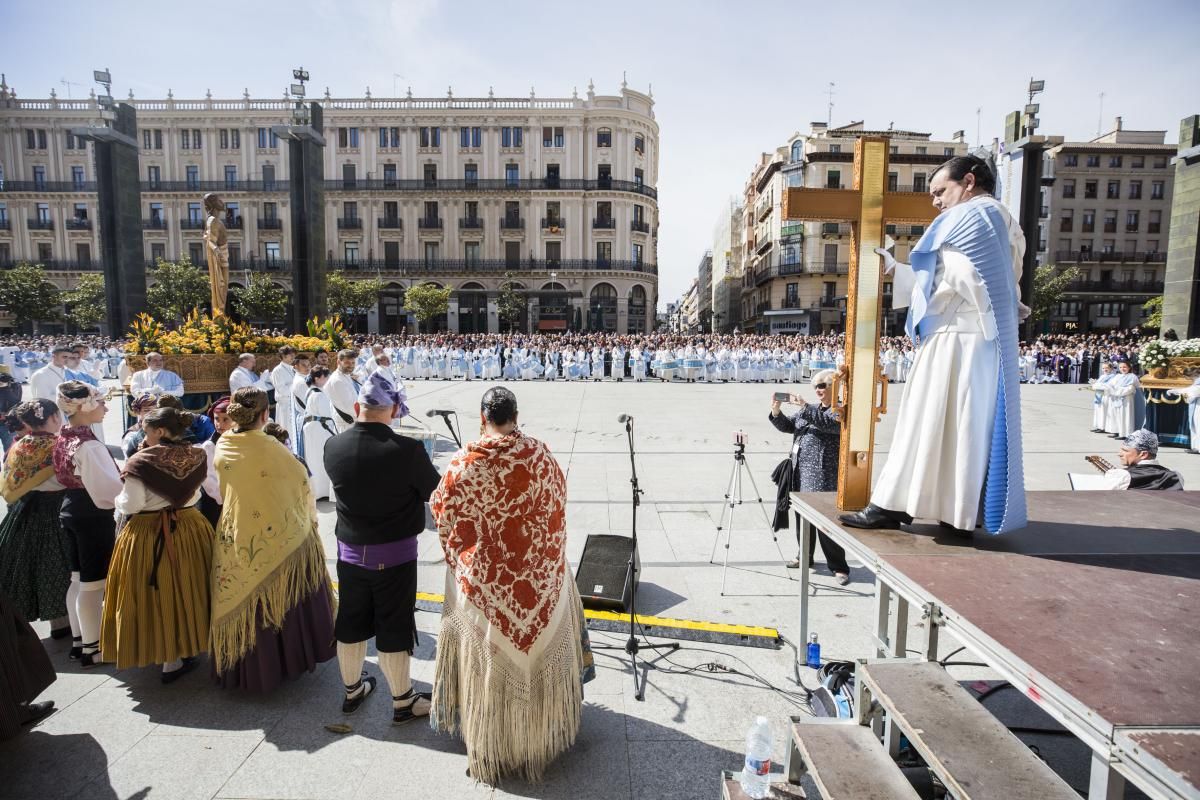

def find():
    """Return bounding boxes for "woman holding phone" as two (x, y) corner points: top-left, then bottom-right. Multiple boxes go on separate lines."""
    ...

(769, 369), (850, 584)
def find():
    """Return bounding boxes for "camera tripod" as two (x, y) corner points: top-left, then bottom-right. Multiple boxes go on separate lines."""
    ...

(708, 441), (794, 595)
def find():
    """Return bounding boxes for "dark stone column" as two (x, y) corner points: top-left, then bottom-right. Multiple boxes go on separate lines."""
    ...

(286, 102), (326, 330)
(1163, 114), (1200, 339)
(85, 103), (146, 334)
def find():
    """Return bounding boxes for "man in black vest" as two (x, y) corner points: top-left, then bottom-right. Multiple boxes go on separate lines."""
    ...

(324, 369), (441, 724)
(1099, 429), (1185, 491)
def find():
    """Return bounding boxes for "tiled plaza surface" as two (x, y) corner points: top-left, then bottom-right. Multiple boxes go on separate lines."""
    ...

(2, 380), (1194, 799)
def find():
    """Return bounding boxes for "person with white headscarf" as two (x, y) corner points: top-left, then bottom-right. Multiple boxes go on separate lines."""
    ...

(1095, 429), (1184, 490)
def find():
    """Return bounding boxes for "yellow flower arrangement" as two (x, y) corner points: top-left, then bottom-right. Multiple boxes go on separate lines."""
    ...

(124, 311), (340, 355)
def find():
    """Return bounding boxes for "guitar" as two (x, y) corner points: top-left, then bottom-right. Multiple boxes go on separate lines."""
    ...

(1085, 455), (1115, 473)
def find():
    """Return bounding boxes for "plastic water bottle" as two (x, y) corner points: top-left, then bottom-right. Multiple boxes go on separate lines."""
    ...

(806, 632), (821, 669)
(739, 716), (773, 799)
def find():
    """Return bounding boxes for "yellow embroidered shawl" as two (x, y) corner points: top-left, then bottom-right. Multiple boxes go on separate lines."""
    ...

(210, 428), (331, 674)
(1, 432), (58, 504)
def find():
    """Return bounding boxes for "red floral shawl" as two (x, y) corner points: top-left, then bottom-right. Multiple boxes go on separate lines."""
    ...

(430, 431), (567, 653)
(1, 432), (58, 503)
(122, 442), (207, 508)
(52, 425), (97, 490)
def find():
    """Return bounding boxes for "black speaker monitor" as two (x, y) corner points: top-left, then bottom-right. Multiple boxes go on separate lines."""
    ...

(575, 534), (639, 612)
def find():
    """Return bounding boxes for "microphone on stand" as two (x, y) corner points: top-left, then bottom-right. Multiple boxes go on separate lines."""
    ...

(426, 409), (461, 448)
(617, 413), (633, 423)
(426, 409), (455, 418)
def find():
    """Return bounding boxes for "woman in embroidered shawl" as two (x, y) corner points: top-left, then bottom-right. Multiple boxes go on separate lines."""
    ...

(210, 387), (335, 692)
(54, 381), (123, 668)
(101, 407), (213, 682)
(430, 386), (591, 786)
(0, 400), (71, 625)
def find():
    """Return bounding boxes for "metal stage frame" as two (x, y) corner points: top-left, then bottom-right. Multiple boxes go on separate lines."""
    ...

(791, 490), (1200, 800)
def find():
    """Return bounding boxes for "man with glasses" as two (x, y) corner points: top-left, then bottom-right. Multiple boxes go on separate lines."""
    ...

(129, 352), (185, 398)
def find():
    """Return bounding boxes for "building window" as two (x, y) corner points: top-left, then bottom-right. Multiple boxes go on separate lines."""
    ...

(634, 168), (644, 189)
(32, 166), (46, 188)
(1106, 180), (1120, 199)
(72, 166), (85, 188)
(378, 126), (400, 148)
(634, 134), (645, 155)
(423, 164), (437, 186)
(543, 126), (564, 148)
(220, 130), (229, 149)
(1109, 155), (1122, 168)
(465, 242), (480, 266)
(382, 164), (397, 187)
(344, 242), (359, 264)
(343, 201), (358, 222)
(1151, 180), (1165, 199)
(338, 127), (360, 149)
(596, 241), (612, 264)
(597, 128), (612, 148)
(791, 141), (802, 162)
(829, 144), (842, 154)
(147, 166), (161, 187)
(1084, 180), (1097, 199)
(419, 127), (441, 148)
(915, 146), (927, 155)
(1086, 154), (1100, 167)
(149, 203), (163, 224)
(827, 169), (841, 189)
(545, 241), (561, 264)
(143, 130), (152, 150)
(944, 147), (954, 156)
(632, 243), (643, 264)
(265, 242), (280, 263)
(1128, 180), (1142, 199)
(36, 203), (50, 223)
(1131, 156), (1144, 168)
(224, 165), (237, 188)
(1148, 209), (1162, 233)
(458, 126), (481, 148)
(185, 202), (202, 225)
(464, 163), (478, 184)
(1059, 209), (1074, 232)
(912, 173), (927, 193)
(889, 145), (899, 155)
(783, 246), (797, 265)
(186, 166), (199, 189)
(505, 163), (519, 186)
(1064, 154), (1078, 167)
(423, 242), (438, 266)
(257, 127), (279, 149)
(262, 202), (277, 222)
(1082, 210), (1095, 232)
(1126, 211), (1139, 232)
(65, 132), (78, 150)
(1103, 211), (1117, 233)
(181, 130), (191, 150)
(887, 172), (898, 191)
(262, 164), (276, 189)
(1062, 179), (1075, 198)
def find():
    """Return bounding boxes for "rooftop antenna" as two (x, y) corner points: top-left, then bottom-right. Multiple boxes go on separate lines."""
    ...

(60, 78), (85, 99)
(826, 82), (835, 127)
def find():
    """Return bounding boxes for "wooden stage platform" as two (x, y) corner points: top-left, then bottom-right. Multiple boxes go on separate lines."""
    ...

(789, 491), (1200, 800)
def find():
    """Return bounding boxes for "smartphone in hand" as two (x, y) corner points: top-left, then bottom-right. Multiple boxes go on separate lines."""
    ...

(773, 391), (790, 402)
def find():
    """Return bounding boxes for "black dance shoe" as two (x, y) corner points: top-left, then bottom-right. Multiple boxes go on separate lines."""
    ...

(341, 673), (376, 714)
(161, 656), (198, 685)
(839, 504), (912, 530)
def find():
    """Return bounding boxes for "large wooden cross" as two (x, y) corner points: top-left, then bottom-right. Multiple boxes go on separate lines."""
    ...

(782, 136), (939, 510)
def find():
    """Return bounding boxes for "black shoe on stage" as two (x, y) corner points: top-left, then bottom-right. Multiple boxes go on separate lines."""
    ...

(392, 688), (432, 725)
(161, 656), (198, 685)
(19, 700), (55, 727)
(839, 504), (912, 530)
(342, 673), (377, 714)
(938, 521), (975, 537)
(49, 626), (71, 640)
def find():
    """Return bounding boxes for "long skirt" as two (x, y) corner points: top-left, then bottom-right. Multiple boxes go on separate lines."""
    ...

(0, 491), (70, 622)
(0, 589), (55, 739)
(214, 581), (336, 693)
(100, 507), (214, 669)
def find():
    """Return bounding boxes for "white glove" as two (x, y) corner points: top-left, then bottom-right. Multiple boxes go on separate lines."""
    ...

(873, 247), (898, 275)
(1166, 388), (1180, 397)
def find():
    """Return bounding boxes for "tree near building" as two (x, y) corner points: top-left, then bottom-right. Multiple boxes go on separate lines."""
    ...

(326, 273), (386, 331)
(497, 274), (525, 332)
(232, 274), (290, 325)
(1142, 296), (1163, 331)
(63, 273), (106, 331)
(0, 263), (63, 333)
(1028, 264), (1081, 330)
(146, 257), (211, 326)
(404, 282), (452, 333)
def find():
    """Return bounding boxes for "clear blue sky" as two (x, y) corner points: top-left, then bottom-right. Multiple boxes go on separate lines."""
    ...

(5, 0), (1199, 308)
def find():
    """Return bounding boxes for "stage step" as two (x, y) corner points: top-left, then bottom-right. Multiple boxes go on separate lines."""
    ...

(859, 661), (1079, 800)
(787, 718), (921, 799)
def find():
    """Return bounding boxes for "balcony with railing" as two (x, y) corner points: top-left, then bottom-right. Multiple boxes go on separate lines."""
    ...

(884, 224), (926, 237)
(780, 223), (804, 242)
(0, 180), (97, 193)
(1064, 279), (1165, 294)
(817, 262), (850, 275)
(337, 216), (363, 229)
(418, 217), (443, 230)
(321, 176), (658, 199)
(593, 217), (615, 230)
(499, 216), (525, 231)
(0, 219), (10, 231)
(458, 217), (483, 230)
(258, 217), (282, 230)
(378, 216), (403, 230)
(630, 219), (650, 234)
(541, 217), (566, 230)
(224, 216), (244, 230)
(27, 218), (54, 230)
(1103, 222), (1117, 233)
(756, 301), (772, 315)
(65, 218), (92, 230)
(1054, 250), (1166, 264)
(142, 218), (167, 230)
(821, 222), (851, 236)
(322, 257), (657, 275)
(180, 219), (205, 230)
(3, 258), (103, 271)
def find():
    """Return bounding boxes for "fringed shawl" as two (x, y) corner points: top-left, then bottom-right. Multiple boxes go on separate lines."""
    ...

(122, 442), (207, 508)
(1, 432), (58, 503)
(209, 429), (331, 675)
(429, 431), (583, 784)
(52, 425), (97, 489)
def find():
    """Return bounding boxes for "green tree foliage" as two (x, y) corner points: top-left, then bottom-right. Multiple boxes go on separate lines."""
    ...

(0, 263), (63, 332)
(1029, 264), (1081, 328)
(145, 257), (211, 325)
(63, 273), (106, 331)
(1142, 295), (1163, 330)
(404, 282), (452, 333)
(326, 273), (386, 330)
(232, 274), (289, 324)
(497, 274), (525, 332)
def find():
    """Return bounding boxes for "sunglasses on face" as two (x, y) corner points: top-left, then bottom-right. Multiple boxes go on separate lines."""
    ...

(814, 383), (828, 390)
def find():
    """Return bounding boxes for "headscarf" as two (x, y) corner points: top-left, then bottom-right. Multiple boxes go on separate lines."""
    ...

(1124, 429), (1159, 457)
(56, 383), (103, 417)
(357, 368), (409, 418)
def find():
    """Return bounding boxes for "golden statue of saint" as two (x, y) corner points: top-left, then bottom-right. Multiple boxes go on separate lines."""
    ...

(203, 192), (230, 315)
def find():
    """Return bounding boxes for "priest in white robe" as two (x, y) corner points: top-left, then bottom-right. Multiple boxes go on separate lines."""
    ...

(271, 346), (298, 441)
(326, 349), (362, 433)
(128, 352), (185, 398)
(841, 155), (1028, 535)
(1105, 361), (1146, 439)
(229, 353), (272, 394)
